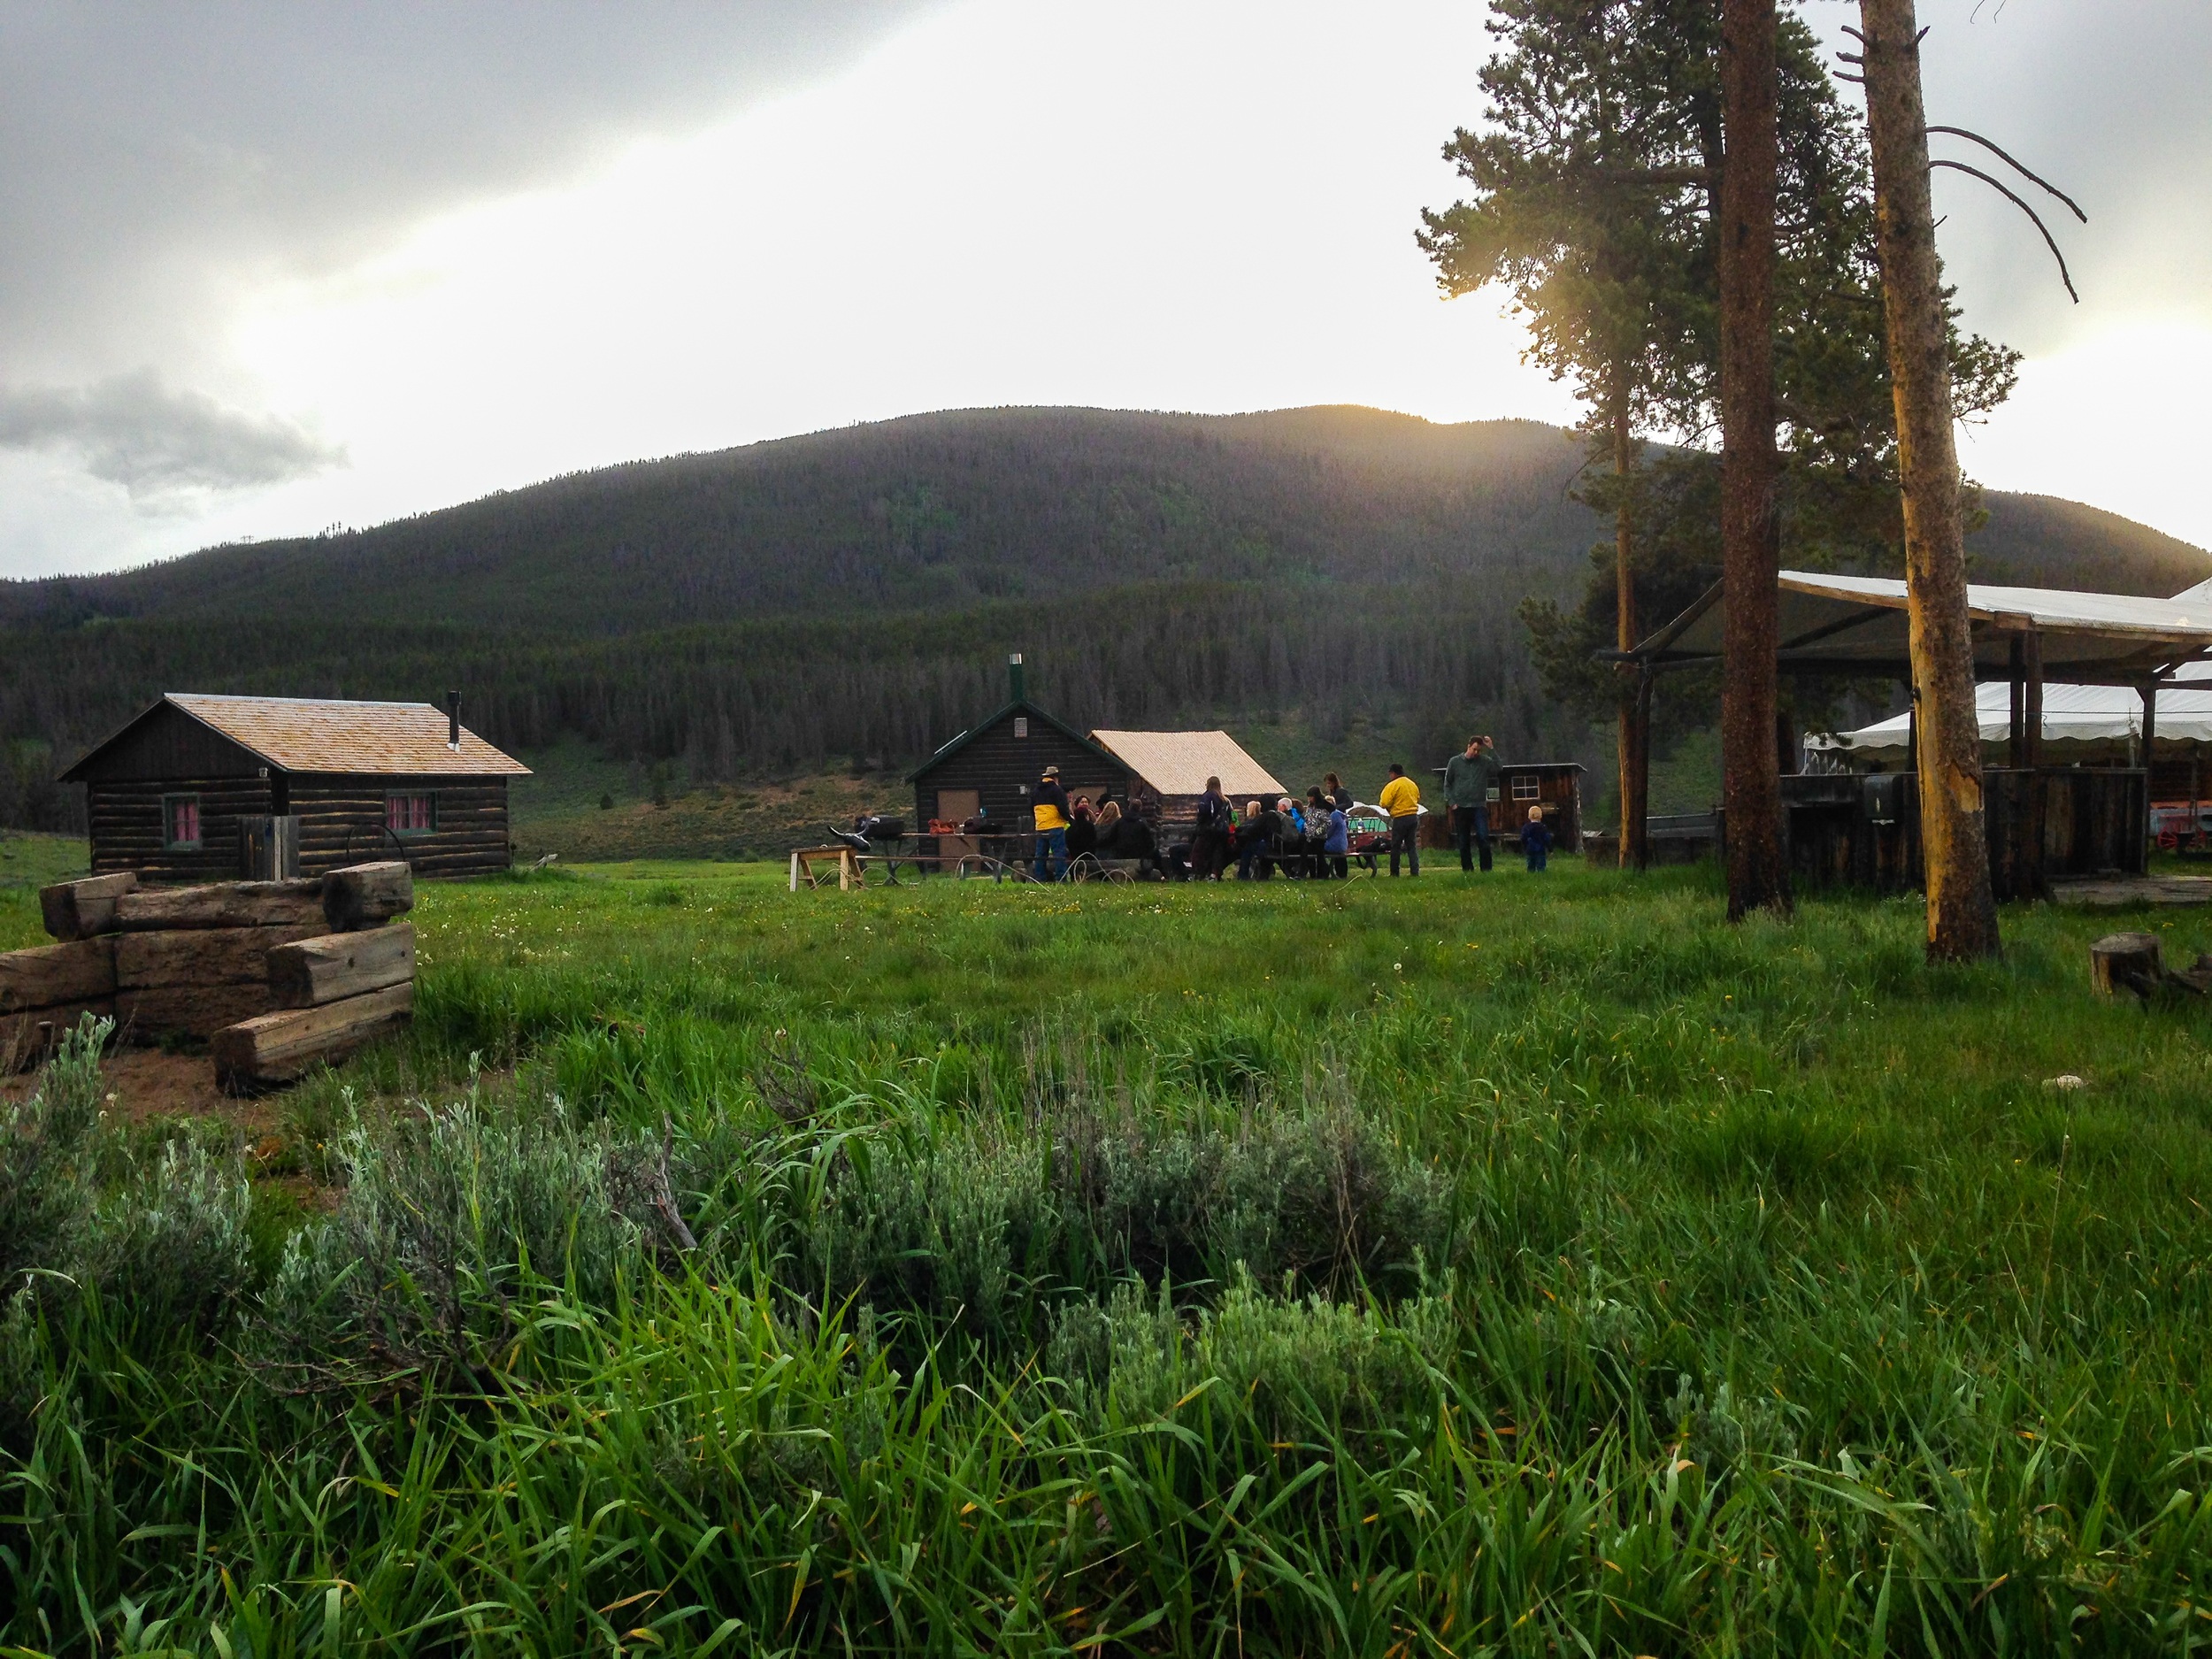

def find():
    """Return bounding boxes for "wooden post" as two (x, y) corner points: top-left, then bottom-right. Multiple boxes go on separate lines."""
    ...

(1615, 398), (1650, 873)
(2023, 628), (2045, 896)
(2191, 748), (2201, 852)
(790, 851), (802, 892)
(1860, 0), (2000, 959)
(840, 849), (856, 892)
(2141, 680), (2159, 782)
(2008, 634), (2026, 767)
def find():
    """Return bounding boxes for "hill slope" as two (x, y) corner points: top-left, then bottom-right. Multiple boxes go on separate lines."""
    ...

(2, 405), (2204, 838)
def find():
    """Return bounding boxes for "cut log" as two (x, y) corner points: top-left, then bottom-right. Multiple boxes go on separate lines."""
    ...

(0, 937), (119, 1012)
(321, 862), (415, 932)
(267, 923), (415, 1008)
(40, 872), (138, 941)
(1, 1001), (115, 1073)
(114, 924), (324, 989)
(2090, 932), (2162, 998)
(118, 981), (274, 1040)
(212, 982), (413, 1087)
(116, 879), (327, 932)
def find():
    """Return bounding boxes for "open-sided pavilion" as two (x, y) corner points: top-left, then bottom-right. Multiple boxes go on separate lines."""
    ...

(1624, 572), (2212, 894)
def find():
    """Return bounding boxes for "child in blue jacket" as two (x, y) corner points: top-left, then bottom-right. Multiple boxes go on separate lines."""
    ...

(1520, 806), (1553, 872)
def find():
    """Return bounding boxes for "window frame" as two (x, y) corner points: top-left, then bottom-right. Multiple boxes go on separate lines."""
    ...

(386, 790), (439, 839)
(1510, 775), (1541, 803)
(161, 792), (203, 851)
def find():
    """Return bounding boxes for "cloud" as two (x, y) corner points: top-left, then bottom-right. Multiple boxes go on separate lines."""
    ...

(0, 372), (345, 504)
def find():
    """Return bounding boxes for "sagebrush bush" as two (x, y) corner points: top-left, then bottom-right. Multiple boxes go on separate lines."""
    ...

(0, 1016), (108, 1292)
(261, 1094), (687, 1379)
(86, 1139), (256, 1337)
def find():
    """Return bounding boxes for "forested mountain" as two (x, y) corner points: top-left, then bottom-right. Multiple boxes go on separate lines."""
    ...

(2, 404), (2205, 832)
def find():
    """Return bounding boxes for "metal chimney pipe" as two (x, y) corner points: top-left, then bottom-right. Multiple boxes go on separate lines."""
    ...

(1008, 652), (1025, 703)
(447, 689), (461, 750)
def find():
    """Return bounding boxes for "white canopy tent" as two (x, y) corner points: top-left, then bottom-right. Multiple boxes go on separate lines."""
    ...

(1810, 666), (2212, 764)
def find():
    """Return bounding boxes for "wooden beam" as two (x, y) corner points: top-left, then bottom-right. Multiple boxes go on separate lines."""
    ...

(0, 937), (118, 1011)
(40, 872), (138, 941)
(118, 982), (274, 1040)
(2008, 634), (2025, 768)
(116, 879), (327, 932)
(320, 862), (415, 932)
(267, 924), (414, 1009)
(2, 1000), (114, 1073)
(212, 982), (413, 1087)
(115, 924), (323, 990)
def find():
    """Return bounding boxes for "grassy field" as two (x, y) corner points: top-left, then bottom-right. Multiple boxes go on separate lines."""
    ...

(4, 851), (2212, 1654)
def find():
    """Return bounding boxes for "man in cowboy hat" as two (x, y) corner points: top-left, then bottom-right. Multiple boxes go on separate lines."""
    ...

(1032, 764), (1070, 881)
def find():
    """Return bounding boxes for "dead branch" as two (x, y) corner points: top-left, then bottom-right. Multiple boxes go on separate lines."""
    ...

(1929, 159), (2079, 302)
(1927, 126), (2085, 221)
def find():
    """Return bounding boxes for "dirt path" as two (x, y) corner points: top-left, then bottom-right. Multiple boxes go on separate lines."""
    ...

(2, 1046), (287, 1134)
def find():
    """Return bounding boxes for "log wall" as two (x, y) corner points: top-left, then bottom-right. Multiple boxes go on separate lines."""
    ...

(88, 777), (274, 883)
(288, 776), (512, 879)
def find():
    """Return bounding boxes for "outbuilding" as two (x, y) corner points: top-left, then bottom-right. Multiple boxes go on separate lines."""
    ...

(61, 693), (529, 883)
(1087, 728), (1286, 826)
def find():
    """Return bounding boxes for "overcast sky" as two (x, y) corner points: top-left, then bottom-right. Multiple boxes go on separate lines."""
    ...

(2, 0), (2206, 581)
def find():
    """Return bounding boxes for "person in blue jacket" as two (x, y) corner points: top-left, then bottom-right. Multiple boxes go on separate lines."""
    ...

(1323, 796), (1350, 879)
(1520, 805), (1553, 873)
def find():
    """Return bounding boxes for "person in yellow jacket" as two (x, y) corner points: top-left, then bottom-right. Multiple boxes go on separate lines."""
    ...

(1031, 764), (1070, 880)
(1379, 763), (1421, 877)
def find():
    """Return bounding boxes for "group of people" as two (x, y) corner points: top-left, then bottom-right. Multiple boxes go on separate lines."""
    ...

(1022, 734), (1553, 883)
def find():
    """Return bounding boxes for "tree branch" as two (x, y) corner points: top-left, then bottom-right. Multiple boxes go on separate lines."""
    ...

(1927, 126), (2086, 221)
(1929, 160), (2080, 303)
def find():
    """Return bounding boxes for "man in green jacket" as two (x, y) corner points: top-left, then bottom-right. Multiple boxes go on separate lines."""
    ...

(1443, 734), (1500, 873)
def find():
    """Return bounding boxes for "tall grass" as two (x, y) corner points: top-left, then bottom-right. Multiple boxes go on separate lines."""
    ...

(4, 859), (2212, 1653)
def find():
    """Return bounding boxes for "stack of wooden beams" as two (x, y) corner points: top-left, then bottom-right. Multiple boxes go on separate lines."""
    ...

(4, 861), (418, 1088)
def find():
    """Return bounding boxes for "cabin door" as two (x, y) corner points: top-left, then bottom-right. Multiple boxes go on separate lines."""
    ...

(936, 789), (980, 826)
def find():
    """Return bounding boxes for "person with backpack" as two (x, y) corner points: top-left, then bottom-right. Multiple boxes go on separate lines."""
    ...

(1443, 733), (1501, 873)
(1190, 774), (1233, 880)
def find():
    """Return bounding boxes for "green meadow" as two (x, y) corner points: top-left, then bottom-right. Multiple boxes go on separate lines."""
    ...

(4, 850), (2212, 1655)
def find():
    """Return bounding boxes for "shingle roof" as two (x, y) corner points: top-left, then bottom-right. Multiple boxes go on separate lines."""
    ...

(1088, 730), (1285, 799)
(164, 695), (530, 776)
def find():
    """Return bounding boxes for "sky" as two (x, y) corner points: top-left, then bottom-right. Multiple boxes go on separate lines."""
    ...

(1, 0), (2206, 581)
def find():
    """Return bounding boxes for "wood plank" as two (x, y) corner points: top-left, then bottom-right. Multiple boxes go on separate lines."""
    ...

(321, 862), (415, 931)
(213, 982), (413, 1087)
(1, 1000), (116, 1073)
(115, 924), (325, 989)
(268, 924), (414, 1008)
(0, 938), (119, 1011)
(40, 872), (139, 941)
(118, 980), (273, 1039)
(115, 879), (327, 931)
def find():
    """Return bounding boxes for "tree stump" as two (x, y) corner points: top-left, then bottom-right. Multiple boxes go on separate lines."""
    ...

(2090, 932), (2163, 998)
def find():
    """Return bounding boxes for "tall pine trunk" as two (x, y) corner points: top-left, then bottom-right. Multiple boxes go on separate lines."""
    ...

(1718, 0), (1789, 918)
(1615, 401), (1650, 871)
(1859, 0), (2001, 961)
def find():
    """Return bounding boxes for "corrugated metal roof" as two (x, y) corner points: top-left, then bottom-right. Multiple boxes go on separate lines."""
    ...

(165, 695), (531, 776)
(1089, 729), (1285, 798)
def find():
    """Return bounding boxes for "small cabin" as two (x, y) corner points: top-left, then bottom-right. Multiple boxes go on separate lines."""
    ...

(907, 657), (1133, 833)
(1487, 762), (1585, 848)
(60, 693), (530, 883)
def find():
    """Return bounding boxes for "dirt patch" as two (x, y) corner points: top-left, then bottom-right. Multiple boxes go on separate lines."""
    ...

(1, 1044), (288, 1134)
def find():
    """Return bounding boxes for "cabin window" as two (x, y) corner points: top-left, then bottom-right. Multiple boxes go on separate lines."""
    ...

(1014, 718), (1029, 738)
(387, 792), (437, 837)
(1511, 775), (1540, 802)
(162, 794), (202, 850)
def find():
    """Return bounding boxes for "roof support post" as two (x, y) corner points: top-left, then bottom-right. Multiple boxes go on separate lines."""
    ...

(2008, 634), (2026, 768)
(2141, 679), (2159, 776)
(2023, 627), (2047, 898)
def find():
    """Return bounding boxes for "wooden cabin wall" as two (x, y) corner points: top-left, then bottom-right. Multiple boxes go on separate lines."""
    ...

(288, 776), (512, 879)
(88, 777), (273, 882)
(911, 715), (1130, 829)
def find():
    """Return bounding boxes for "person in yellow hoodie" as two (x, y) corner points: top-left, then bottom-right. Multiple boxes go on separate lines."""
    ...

(1379, 762), (1421, 877)
(1031, 764), (1070, 881)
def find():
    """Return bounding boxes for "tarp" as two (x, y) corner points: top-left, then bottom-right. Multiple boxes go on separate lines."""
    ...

(1638, 570), (2212, 682)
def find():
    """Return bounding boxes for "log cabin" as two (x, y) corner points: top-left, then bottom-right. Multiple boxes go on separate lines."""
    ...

(60, 693), (530, 882)
(907, 656), (1133, 841)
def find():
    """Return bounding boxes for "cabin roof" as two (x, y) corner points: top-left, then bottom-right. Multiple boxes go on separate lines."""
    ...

(905, 699), (1128, 782)
(62, 694), (531, 781)
(1088, 729), (1285, 798)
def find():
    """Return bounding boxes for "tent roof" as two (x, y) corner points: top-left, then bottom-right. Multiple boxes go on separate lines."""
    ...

(1635, 571), (2212, 683)
(1812, 672), (2212, 759)
(1088, 729), (1285, 798)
